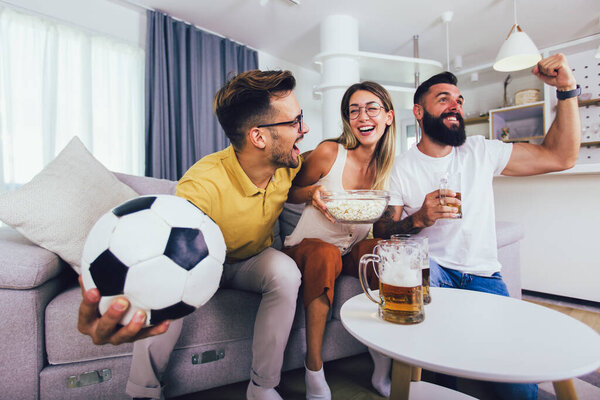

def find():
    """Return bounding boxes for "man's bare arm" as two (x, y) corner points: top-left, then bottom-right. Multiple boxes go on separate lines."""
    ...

(502, 54), (580, 176)
(374, 205), (423, 238)
(374, 191), (460, 238)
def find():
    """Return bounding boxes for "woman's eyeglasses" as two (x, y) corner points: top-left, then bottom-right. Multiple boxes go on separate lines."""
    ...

(348, 103), (384, 120)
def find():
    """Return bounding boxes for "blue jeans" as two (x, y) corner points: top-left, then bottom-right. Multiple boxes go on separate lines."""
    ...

(428, 260), (538, 400)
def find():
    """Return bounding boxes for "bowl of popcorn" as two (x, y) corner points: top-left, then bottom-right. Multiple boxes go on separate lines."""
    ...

(321, 190), (390, 224)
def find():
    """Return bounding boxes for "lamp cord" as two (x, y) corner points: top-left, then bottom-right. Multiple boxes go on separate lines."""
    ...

(513, 0), (518, 25)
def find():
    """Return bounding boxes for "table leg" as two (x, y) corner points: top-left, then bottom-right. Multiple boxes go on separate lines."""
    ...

(553, 379), (578, 400)
(411, 367), (422, 382)
(390, 360), (412, 400)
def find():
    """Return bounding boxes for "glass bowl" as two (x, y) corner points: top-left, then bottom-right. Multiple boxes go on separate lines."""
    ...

(321, 190), (390, 224)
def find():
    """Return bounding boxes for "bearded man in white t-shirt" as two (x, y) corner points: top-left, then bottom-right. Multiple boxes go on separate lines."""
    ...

(373, 53), (580, 400)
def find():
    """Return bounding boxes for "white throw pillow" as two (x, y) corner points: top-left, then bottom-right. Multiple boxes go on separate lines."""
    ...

(0, 136), (138, 273)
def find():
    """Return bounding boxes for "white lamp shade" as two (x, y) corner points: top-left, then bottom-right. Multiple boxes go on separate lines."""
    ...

(595, 45), (600, 59)
(493, 25), (541, 72)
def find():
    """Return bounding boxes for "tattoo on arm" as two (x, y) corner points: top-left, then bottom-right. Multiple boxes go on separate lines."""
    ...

(378, 210), (423, 238)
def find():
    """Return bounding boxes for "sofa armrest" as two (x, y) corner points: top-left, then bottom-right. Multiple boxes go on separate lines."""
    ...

(0, 227), (68, 289)
(496, 221), (524, 299)
(496, 221), (524, 248)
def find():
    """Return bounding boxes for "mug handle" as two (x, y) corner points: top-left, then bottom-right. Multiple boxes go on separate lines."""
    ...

(359, 254), (381, 305)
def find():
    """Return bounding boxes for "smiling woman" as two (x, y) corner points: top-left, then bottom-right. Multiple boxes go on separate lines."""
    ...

(0, 5), (145, 193)
(280, 81), (398, 399)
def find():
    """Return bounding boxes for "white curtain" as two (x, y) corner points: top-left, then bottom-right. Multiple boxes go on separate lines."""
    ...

(0, 6), (144, 192)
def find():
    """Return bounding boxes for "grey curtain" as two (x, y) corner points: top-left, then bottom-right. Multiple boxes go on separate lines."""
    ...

(145, 10), (258, 180)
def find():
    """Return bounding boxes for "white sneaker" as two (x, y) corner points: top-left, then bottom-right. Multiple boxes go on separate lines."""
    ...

(246, 381), (283, 400)
(305, 364), (331, 400)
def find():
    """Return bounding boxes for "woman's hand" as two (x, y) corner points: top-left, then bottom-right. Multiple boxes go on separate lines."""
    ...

(308, 185), (335, 223)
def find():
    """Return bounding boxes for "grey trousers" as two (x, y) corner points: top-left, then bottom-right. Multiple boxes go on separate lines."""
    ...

(126, 247), (301, 399)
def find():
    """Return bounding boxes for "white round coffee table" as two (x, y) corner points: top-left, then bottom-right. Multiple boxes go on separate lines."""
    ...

(341, 287), (600, 400)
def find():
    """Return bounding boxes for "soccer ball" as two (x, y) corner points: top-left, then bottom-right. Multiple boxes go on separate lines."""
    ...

(80, 194), (226, 326)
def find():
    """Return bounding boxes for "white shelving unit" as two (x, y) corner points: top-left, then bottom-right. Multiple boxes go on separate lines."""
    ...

(488, 101), (545, 143)
(313, 15), (442, 138)
(314, 51), (442, 111)
(314, 50), (443, 84)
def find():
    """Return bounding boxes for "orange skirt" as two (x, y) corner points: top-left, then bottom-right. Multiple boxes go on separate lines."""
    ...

(283, 238), (380, 308)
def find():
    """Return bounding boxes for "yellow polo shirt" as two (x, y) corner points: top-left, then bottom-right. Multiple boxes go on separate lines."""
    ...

(176, 145), (301, 263)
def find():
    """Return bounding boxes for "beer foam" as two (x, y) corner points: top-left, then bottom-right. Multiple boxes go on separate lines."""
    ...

(380, 264), (421, 287)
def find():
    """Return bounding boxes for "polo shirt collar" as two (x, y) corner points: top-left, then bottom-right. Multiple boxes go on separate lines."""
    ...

(224, 145), (266, 197)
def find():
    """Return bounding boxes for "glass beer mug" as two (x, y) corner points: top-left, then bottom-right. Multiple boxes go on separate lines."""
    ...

(391, 234), (431, 304)
(359, 240), (425, 324)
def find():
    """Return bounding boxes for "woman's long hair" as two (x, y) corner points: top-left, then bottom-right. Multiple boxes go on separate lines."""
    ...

(327, 81), (396, 190)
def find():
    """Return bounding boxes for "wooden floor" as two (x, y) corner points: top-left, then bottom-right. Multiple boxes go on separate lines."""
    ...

(173, 352), (385, 400)
(172, 298), (600, 400)
(524, 299), (600, 334)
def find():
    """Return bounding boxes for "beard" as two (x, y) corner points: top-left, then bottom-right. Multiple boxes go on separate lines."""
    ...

(268, 129), (300, 169)
(421, 109), (466, 147)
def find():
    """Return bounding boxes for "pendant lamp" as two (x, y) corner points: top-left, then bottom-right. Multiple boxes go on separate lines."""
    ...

(493, 0), (541, 72)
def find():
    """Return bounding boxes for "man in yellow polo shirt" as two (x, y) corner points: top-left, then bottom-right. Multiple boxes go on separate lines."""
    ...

(77, 70), (309, 400)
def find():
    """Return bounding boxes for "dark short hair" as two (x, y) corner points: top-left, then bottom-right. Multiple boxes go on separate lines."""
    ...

(413, 71), (458, 105)
(213, 70), (296, 149)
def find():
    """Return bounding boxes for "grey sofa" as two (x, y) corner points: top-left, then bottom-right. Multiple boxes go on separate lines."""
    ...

(0, 172), (524, 400)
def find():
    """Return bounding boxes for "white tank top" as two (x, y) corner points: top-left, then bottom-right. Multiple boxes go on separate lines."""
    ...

(283, 144), (372, 255)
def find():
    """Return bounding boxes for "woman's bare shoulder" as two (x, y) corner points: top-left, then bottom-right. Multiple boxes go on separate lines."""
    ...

(294, 141), (339, 185)
(308, 140), (339, 161)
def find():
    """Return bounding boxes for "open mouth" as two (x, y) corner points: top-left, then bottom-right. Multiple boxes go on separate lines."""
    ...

(442, 113), (461, 126)
(358, 126), (375, 135)
(293, 135), (303, 154)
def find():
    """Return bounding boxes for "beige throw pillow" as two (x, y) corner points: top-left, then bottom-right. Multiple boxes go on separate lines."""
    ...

(0, 137), (138, 273)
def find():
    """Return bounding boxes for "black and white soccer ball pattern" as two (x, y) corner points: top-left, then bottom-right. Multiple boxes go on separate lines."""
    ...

(81, 195), (226, 326)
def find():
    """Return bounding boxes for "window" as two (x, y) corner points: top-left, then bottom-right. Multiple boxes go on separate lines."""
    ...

(0, 6), (144, 192)
(400, 118), (418, 154)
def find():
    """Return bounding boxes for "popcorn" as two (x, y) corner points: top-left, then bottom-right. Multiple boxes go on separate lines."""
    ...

(322, 190), (389, 223)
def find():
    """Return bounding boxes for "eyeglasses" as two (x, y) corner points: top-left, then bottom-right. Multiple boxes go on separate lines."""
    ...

(258, 110), (303, 132)
(348, 103), (385, 120)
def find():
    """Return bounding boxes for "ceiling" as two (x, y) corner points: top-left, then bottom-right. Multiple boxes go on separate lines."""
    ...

(128, 0), (599, 80)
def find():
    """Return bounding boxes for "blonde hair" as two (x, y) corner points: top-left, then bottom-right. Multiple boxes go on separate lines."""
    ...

(327, 81), (396, 190)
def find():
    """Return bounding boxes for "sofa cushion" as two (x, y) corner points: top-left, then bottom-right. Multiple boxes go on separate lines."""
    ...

(0, 227), (63, 289)
(46, 286), (261, 365)
(278, 202), (305, 242)
(45, 275), (362, 365)
(0, 137), (138, 274)
(331, 275), (364, 320)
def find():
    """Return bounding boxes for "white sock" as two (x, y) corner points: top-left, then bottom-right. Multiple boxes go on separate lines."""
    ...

(246, 381), (283, 400)
(368, 348), (391, 397)
(304, 363), (331, 400)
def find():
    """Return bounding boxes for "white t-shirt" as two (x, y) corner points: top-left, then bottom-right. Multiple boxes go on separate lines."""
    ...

(389, 136), (512, 276)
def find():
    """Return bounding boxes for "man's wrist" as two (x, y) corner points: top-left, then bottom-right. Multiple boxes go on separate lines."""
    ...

(557, 83), (577, 92)
(556, 84), (580, 100)
(410, 213), (424, 229)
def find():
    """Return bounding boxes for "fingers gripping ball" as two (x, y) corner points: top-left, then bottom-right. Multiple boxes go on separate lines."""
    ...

(80, 195), (226, 326)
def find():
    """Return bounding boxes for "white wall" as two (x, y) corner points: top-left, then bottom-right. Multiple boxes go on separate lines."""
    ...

(1, 0), (145, 47)
(494, 173), (600, 302)
(259, 51), (323, 152)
